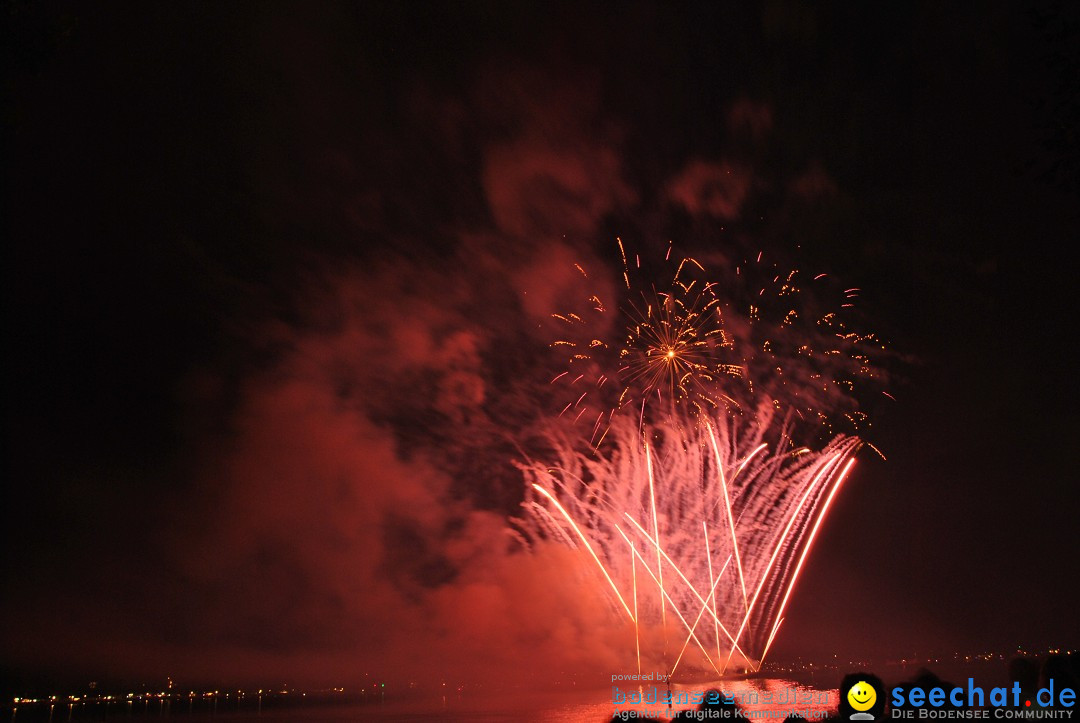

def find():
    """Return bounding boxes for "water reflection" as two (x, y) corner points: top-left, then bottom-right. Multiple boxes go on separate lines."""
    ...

(361, 677), (837, 721)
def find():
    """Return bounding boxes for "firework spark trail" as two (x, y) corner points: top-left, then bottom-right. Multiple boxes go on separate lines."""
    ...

(517, 406), (863, 674)
(620, 512), (750, 662)
(720, 450), (842, 670)
(756, 457), (856, 668)
(703, 520), (721, 669)
(646, 442), (667, 659)
(615, 525), (725, 677)
(706, 422), (750, 646)
(529, 483), (634, 622)
(632, 541), (640, 677)
(669, 554), (731, 679)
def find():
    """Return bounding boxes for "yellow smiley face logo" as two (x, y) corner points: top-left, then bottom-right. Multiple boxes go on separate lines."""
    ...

(847, 681), (877, 712)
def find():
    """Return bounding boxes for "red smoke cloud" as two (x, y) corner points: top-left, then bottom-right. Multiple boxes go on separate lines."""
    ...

(477, 66), (636, 240)
(160, 259), (631, 687)
(666, 159), (755, 220)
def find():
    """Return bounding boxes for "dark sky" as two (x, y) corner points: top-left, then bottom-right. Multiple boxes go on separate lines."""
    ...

(3, 0), (1078, 692)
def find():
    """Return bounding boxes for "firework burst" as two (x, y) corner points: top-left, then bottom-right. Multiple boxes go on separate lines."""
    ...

(522, 240), (888, 678)
(550, 240), (888, 442)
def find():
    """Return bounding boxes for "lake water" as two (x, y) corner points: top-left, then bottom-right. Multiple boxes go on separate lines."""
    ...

(210, 677), (839, 722)
(15, 663), (1017, 723)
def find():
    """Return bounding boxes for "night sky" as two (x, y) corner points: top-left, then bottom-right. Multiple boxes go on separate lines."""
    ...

(3, 1), (1078, 692)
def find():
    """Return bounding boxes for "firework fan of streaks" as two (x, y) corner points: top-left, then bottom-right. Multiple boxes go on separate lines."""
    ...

(550, 240), (889, 444)
(514, 405), (862, 677)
